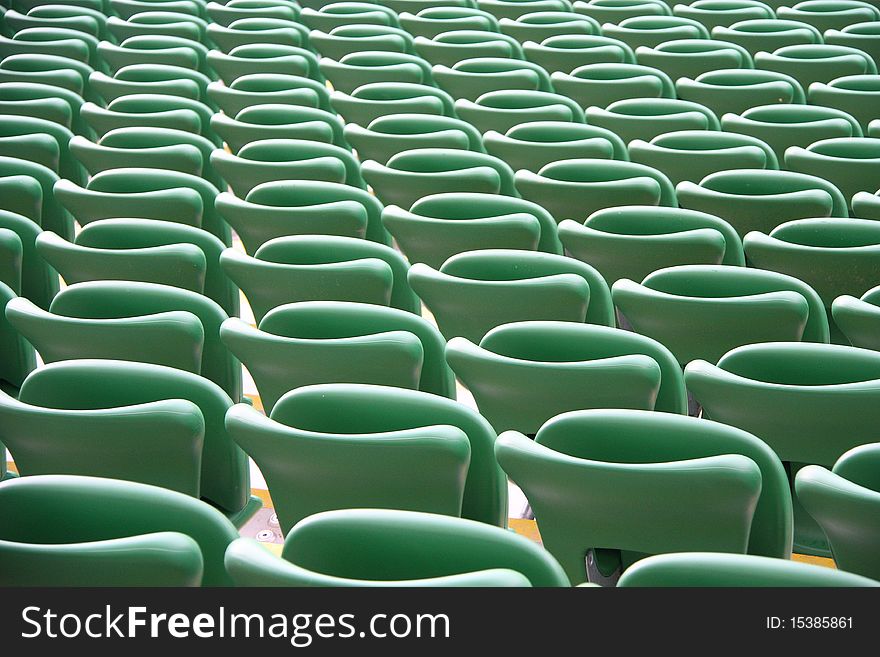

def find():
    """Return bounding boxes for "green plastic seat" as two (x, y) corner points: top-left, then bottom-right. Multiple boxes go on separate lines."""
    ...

(0, 228), (21, 293)
(0, 137), (58, 178)
(673, 0), (775, 30)
(455, 89), (585, 133)
(212, 103), (345, 153)
(0, 530), (204, 587)
(344, 113), (484, 164)
(722, 103), (862, 162)
(211, 138), (362, 197)
(448, 321), (687, 435)
(207, 44), (320, 84)
(206, 0), (301, 27)
(56, 166), (230, 245)
(550, 62), (675, 108)
(88, 68), (200, 105)
(796, 444), (880, 579)
(712, 19), (823, 57)
(629, 130), (777, 186)
(0, 474), (239, 586)
(496, 409), (778, 583)
(677, 69), (806, 120)
(331, 82), (455, 127)
(226, 404), (470, 530)
(35, 230), (207, 294)
(499, 11), (600, 43)
(222, 303), (454, 413)
(808, 75), (880, 132)
(98, 92), (218, 144)
(852, 188), (880, 218)
(573, 0), (671, 25)
(0, 281), (36, 397)
(777, 0), (880, 34)
(408, 249), (614, 342)
(74, 218), (239, 317)
(0, 113), (85, 183)
(80, 101), (202, 140)
(309, 24), (415, 61)
(111, 0), (205, 21)
(0, 174), (43, 228)
(319, 51), (433, 95)
(207, 18), (308, 54)
(515, 158), (676, 222)
(825, 21), (880, 68)
(398, 6), (500, 40)
(685, 340), (880, 555)
(433, 56), (553, 101)
(484, 120), (628, 172)
(301, 2), (399, 32)
(98, 35), (209, 75)
(225, 508), (569, 586)
(522, 34), (637, 73)
(382, 191), (562, 267)
(617, 552), (878, 586)
(676, 168), (849, 236)
(603, 16), (711, 52)
(0, 52), (93, 100)
(612, 264), (829, 367)
(785, 137), (880, 211)
(8, 25), (101, 69)
(106, 13), (205, 46)
(362, 148), (517, 208)
(743, 218), (880, 341)
(6, 359), (254, 521)
(755, 43), (877, 90)
(832, 284), (880, 349)
(221, 235), (418, 323)
(558, 205), (744, 285)
(207, 72), (330, 117)
(233, 178), (390, 246)
(479, 0), (574, 20)
(234, 383), (509, 526)
(586, 97), (720, 144)
(635, 38), (754, 81)
(3, 8), (102, 38)
(414, 29), (524, 67)
(0, 154), (73, 239)
(0, 80), (88, 136)
(36, 280), (242, 401)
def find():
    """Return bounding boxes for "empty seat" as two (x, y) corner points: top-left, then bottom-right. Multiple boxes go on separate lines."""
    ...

(211, 103), (346, 153)
(573, 0), (671, 25)
(362, 148), (517, 208)
(433, 56), (554, 101)
(673, 0), (775, 31)
(515, 158), (676, 222)
(832, 284), (880, 350)
(586, 98), (720, 144)
(551, 62), (675, 108)
(330, 82), (456, 127)
(755, 43), (877, 90)
(408, 249), (614, 342)
(309, 24), (415, 61)
(743, 218), (880, 341)
(447, 321), (688, 434)
(629, 130), (776, 185)
(824, 21), (880, 68)
(300, 2), (400, 32)
(522, 34), (636, 73)
(479, 0), (574, 21)
(0, 281), (37, 399)
(796, 443), (880, 580)
(785, 137), (880, 211)
(229, 383), (509, 527)
(499, 11), (600, 43)
(612, 264), (829, 367)
(0, 208), (59, 309)
(676, 169), (849, 236)
(207, 72), (330, 117)
(455, 89), (585, 133)
(677, 69), (806, 117)
(603, 16), (711, 51)
(559, 206), (744, 284)
(398, 6), (500, 40)
(635, 38), (754, 81)
(382, 191), (562, 267)
(207, 18), (308, 53)
(207, 44), (320, 84)
(221, 234), (417, 322)
(496, 409), (785, 583)
(319, 51), (432, 94)
(776, 1), (880, 34)
(686, 341), (880, 554)
(221, 300), (454, 412)
(225, 508), (569, 586)
(808, 75), (880, 133)
(99, 34), (210, 75)
(617, 552), (878, 586)
(712, 19), (822, 57)
(344, 113), (484, 165)
(0, 154), (72, 239)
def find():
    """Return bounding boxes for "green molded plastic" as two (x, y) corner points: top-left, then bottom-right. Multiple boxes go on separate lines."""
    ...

(784, 137), (880, 210)
(382, 191), (562, 267)
(515, 158), (676, 222)
(825, 21), (880, 68)
(330, 82), (456, 127)
(677, 68), (806, 118)
(479, 0), (574, 21)
(523, 34), (636, 74)
(587, 98), (721, 145)
(776, 1), (880, 34)
(613, 264), (828, 366)
(673, 0), (775, 31)
(0, 474), (240, 585)
(0, 281), (36, 397)
(634, 38), (754, 82)
(320, 51), (432, 94)
(0, 112), (85, 184)
(685, 341), (880, 554)
(226, 508), (568, 586)
(71, 135), (204, 178)
(414, 29), (524, 66)
(796, 443), (880, 579)
(573, 0), (671, 25)
(207, 18), (307, 54)
(712, 18), (822, 57)
(409, 248), (614, 342)
(447, 321), (687, 434)
(0, 228), (21, 292)
(211, 103), (345, 153)
(0, 208), (58, 309)
(551, 62), (675, 108)
(559, 205), (743, 285)
(499, 10), (600, 43)
(301, 3), (399, 33)
(618, 552), (878, 586)
(208, 72), (329, 117)
(496, 409), (777, 583)
(676, 168), (848, 236)
(832, 284), (880, 350)
(0, 154), (72, 239)
(603, 15), (710, 52)
(755, 43), (877, 91)
(309, 24), (415, 61)
(397, 6), (500, 41)
(433, 56), (553, 101)
(362, 147), (517, 208)
(809, 75), (880, 133)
